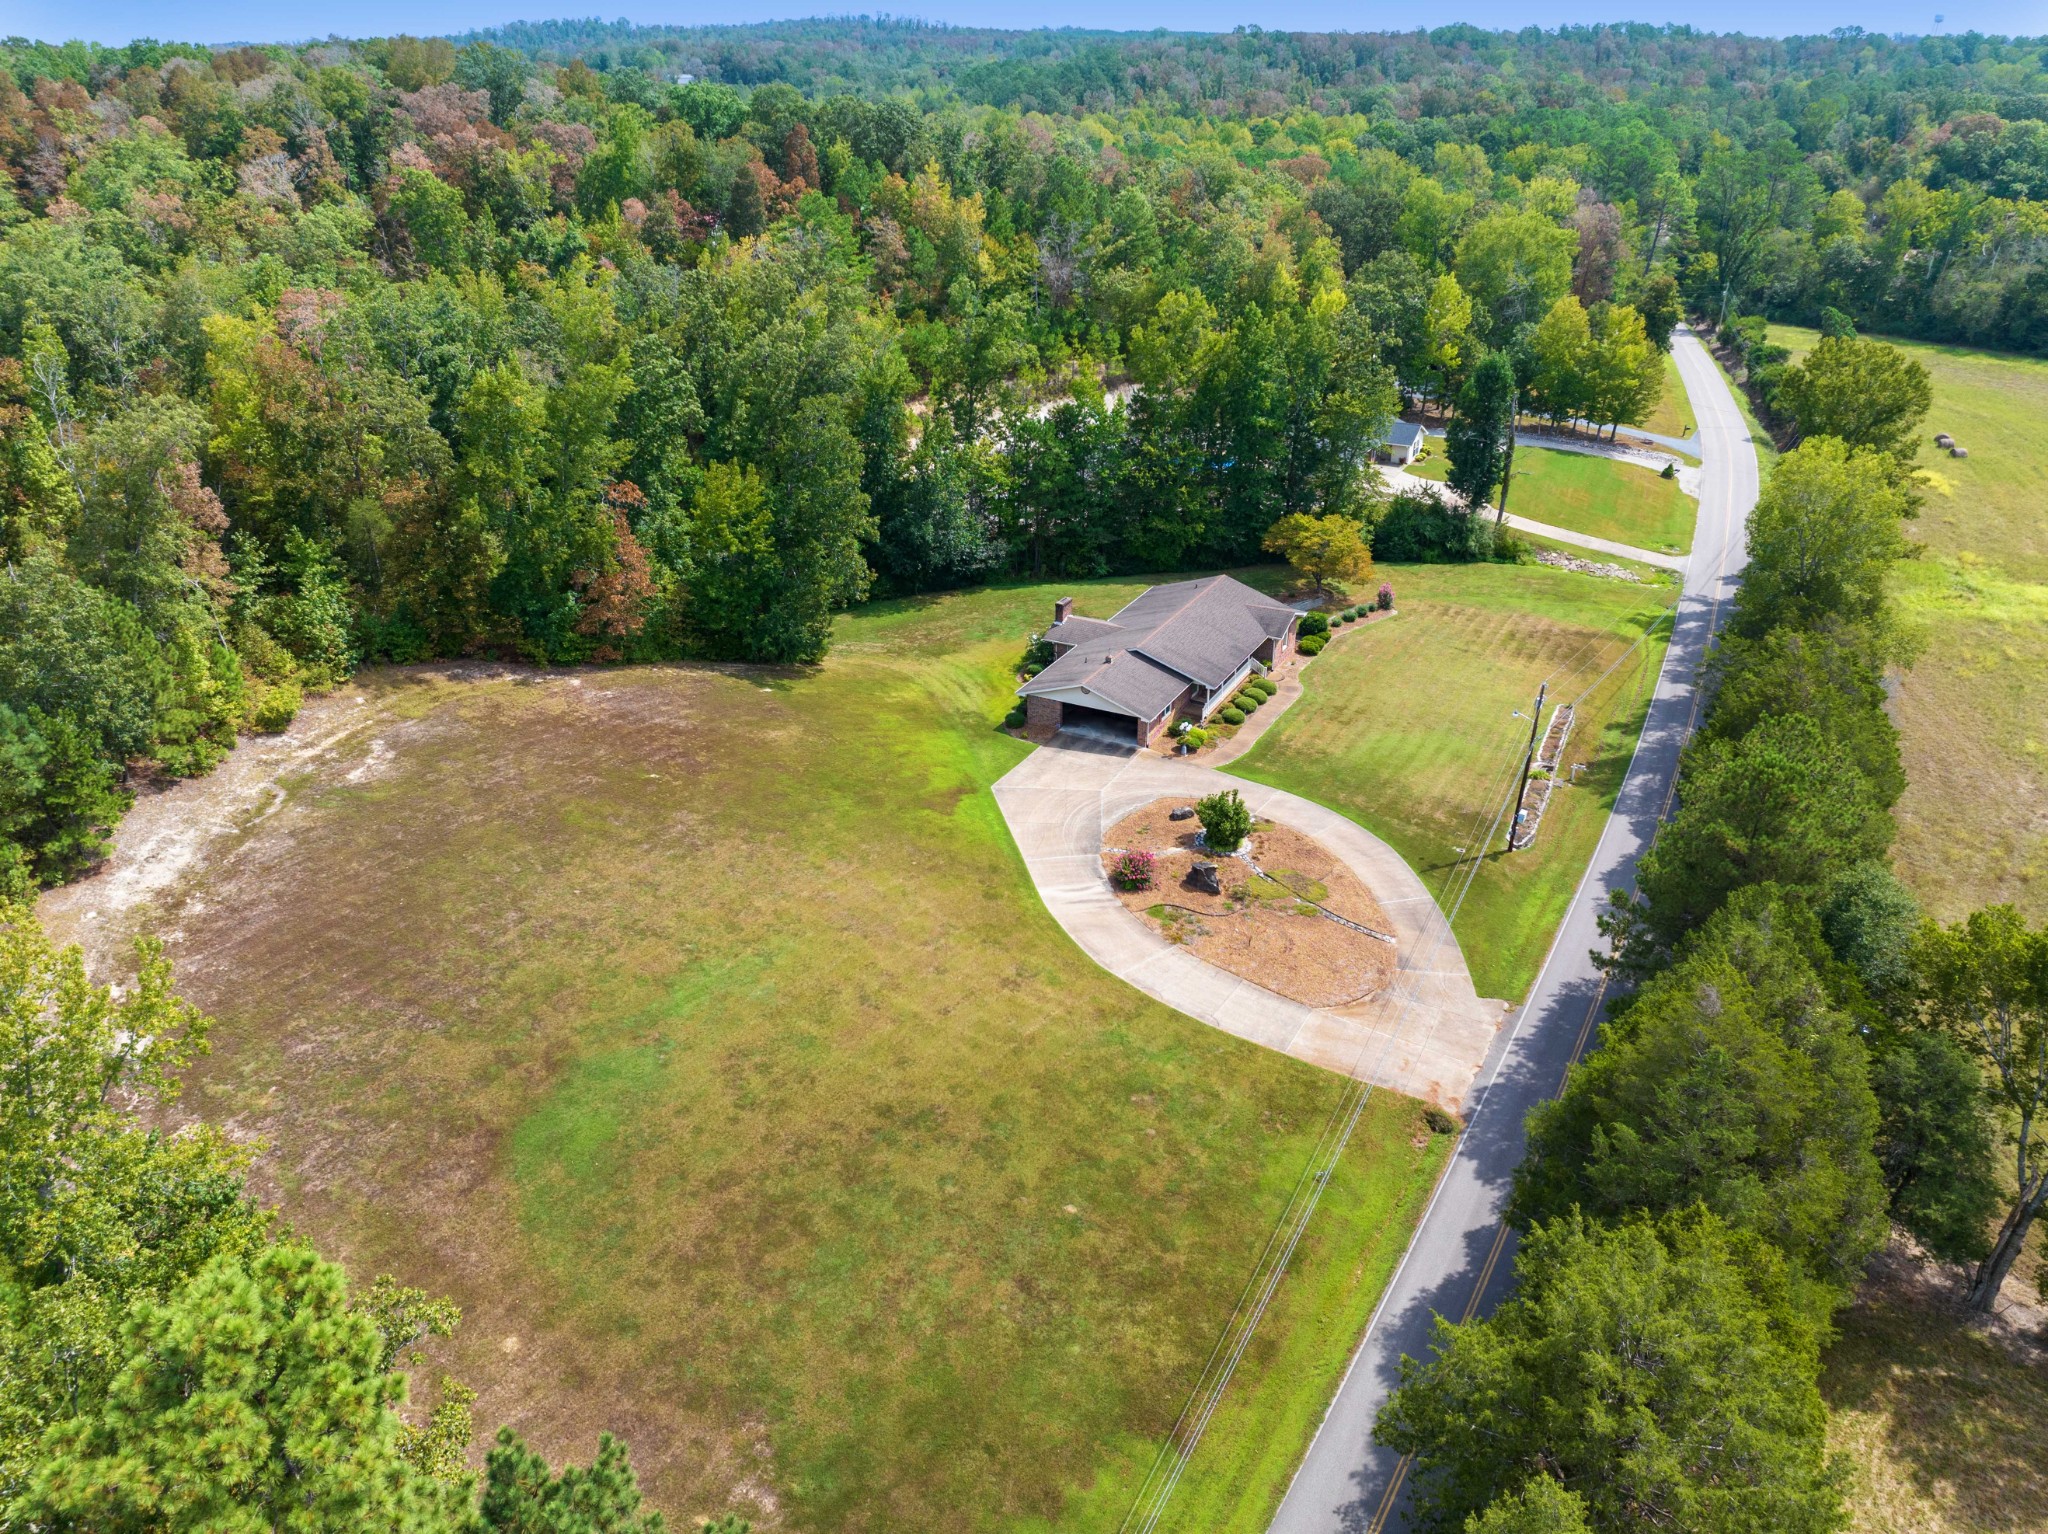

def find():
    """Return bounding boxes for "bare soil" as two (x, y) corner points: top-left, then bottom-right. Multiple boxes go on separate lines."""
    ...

(1101, 798), (1397, 1007)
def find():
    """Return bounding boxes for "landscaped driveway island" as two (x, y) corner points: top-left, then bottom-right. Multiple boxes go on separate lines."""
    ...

(993, 736), (1506, 1109)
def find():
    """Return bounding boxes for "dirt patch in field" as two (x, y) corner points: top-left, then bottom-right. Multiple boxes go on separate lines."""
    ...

(1101, 798), (1397, 1007)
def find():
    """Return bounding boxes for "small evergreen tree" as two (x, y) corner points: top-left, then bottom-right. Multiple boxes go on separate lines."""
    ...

(1195, 788), (1252, 854)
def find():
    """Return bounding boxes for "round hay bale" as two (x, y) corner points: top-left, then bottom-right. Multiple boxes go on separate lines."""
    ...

(1951, 445), (1970, 458)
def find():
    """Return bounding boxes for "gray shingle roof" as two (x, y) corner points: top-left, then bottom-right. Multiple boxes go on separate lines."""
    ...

(1019, 574), (1298, 716)
(1043, 614), (1125, 647)
(1113, 575), (1300, 689)
(1387, 419), (1427, 449)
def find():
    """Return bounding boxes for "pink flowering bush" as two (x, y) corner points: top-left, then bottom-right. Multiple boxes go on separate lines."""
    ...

(1111, 849), (1156, 890)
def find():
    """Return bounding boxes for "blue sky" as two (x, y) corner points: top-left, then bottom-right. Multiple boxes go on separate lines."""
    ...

(15, 1), (2036, 49)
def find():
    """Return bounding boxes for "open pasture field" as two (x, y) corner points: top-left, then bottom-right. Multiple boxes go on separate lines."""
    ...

(1231, 562), (1676, 1003)
(1774, 324), (2048, 921)
(70, 575), (1455, 1534)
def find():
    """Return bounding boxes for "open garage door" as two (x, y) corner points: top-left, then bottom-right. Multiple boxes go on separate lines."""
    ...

(1058, 702), (1140, 746)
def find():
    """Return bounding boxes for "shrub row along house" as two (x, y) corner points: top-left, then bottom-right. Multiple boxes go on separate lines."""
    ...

(1018, 575), (1301, 747)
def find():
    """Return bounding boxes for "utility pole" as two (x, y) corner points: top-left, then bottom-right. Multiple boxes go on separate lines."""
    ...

(1495, 384), (1518, 528)
(1508, 683), (1547, 853)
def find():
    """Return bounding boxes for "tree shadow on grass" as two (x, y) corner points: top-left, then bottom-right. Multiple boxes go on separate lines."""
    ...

(1823, 1249), (2048, 1530)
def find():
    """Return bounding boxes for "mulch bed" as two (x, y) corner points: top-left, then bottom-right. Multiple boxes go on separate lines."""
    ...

(1101, 797), (1398, 1007)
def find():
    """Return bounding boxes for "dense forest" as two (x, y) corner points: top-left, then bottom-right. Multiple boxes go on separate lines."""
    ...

(4, 18), (2046, 1533)
(7, 20), (2048, 891)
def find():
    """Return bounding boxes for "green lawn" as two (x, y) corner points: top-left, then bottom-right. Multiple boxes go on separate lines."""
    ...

(1773, 323), (2048, 922)
(1503, 446), (1697, 555)
(1641, 348), (1695, 443)
(1403, 443), (1696, 556)
(1232, 562), (1676, 1002)
(161, 571), (1449, 1534)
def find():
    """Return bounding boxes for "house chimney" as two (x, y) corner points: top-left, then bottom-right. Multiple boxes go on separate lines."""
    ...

(1053, 597), (1073, 625)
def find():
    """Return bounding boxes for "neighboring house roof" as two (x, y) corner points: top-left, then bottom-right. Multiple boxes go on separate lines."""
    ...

(1386, 419), (1427, 450)
(1020, 574), (1299, 716)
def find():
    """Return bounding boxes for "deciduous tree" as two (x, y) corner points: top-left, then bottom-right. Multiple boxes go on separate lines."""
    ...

(1916, 906), (2048, 1309)
(1775, 335), (1932, 463)
(1262, 512), (1372, 596)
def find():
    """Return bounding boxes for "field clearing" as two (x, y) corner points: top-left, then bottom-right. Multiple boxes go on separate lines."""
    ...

(71, 574), (1453, 1534)
(1231, 563), (1677, 1002)
(1773, 323), (2048, 922)
(1403, 445), (1694, 554)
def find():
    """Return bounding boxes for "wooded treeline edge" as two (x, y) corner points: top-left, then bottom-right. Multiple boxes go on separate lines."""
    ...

(4, 19), (2046, 1533)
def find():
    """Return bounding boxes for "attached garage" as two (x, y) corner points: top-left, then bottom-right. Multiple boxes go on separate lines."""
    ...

(1017, 575), (1301, 751)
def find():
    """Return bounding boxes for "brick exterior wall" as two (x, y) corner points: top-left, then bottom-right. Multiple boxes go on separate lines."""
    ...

(1025, 694), (1064, 742)
(1139, 710), (1173, 749)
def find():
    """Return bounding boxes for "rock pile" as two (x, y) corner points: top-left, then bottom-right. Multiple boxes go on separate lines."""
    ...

(1534, 549), (1643, 582)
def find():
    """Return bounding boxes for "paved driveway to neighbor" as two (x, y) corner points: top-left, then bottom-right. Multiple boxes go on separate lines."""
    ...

(991, 736), (1506, 1111)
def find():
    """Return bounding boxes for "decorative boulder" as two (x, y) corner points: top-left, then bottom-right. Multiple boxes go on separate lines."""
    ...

(1935, 432), (1954, 448)
(1169, 806), (1196, 821)
(1952, 446), (1969, 458)
(1189, 860), (1223, 895)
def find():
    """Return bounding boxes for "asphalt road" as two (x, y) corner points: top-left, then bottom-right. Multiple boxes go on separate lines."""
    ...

(1265, 326), (1760, 1534)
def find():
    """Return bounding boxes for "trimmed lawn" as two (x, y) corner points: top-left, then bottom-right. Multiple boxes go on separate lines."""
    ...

(1641, 348), (1695, 443)
(1231, 563), (1676, 1002)
(152, 572), (1449, 1534)
(1503, 446), (1697, 555)
(1773, 323), (2048, 922)
(1395, 445), (1696, 556)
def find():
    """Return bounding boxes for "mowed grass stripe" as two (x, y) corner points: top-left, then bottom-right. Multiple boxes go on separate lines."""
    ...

(1233, 563), (1675, 1002)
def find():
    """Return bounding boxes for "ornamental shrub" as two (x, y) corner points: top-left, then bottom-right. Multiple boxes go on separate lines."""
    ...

(1181, 726), (1211, 750)
(1298, 634), (1326, 655)
(1377, 583), (1395, 611)
(1110, 849), (1156, 890)
(1298, 611), (1330, 638)
(1248, 679), (1276, 697)
(1235, 692), (1262, 712)
(1196, 787), (1253, 853)
(1218, 707), (1246, 726)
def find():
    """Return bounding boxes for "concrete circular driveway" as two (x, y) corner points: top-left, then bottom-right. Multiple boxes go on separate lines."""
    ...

(992, 735), (1506, 1109)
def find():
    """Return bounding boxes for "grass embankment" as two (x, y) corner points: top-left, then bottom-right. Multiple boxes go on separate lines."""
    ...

(1232, 563), (1676, 1002)
(1406, 444), (1695, 555)
(162, 571), (1449, 1534)
(1762, 327), (2048, 1534)
(1642, 348), (1695, 442)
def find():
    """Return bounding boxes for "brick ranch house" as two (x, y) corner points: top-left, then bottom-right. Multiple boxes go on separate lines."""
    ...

(1017, 574), (1302, 748)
